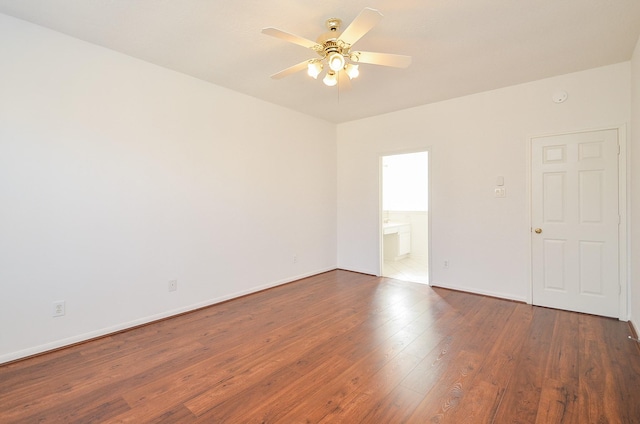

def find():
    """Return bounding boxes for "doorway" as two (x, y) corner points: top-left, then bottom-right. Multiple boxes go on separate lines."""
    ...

(530, 129), (623, 318)
(380, 151), (429, 284)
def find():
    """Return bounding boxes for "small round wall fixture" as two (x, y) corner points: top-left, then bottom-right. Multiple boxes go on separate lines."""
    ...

(552, 90), (568, 103)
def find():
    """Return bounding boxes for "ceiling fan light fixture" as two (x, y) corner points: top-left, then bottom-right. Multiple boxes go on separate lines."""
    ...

(262, 8), (412, 88)
(345, 63), (359, 79)
(328, 52), (346, 72)
(323, 70), (338, 86)
(307, 60), (323, 79)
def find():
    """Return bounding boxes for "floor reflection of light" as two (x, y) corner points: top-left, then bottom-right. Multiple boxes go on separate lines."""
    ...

(389, 295), (412, 318)
(369, 288), (416, 340)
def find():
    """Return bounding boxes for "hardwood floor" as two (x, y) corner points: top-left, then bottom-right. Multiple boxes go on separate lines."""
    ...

(1, 270), (639, 423)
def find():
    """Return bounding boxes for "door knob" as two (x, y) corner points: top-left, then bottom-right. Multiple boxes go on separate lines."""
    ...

(534, 228), (542, 234)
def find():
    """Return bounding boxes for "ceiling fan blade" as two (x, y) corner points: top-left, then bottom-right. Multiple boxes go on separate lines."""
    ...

(338, 8), (383, 47)
(261, 28), (320, 50)
(352, 51), (412, 68)
(270, 60), (309, 79)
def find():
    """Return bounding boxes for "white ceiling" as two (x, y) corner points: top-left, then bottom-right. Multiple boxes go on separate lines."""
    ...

(1, 0), (639, 123)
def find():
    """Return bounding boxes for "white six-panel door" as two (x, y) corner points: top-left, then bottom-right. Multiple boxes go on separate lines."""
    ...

(531, 129), (619, 318)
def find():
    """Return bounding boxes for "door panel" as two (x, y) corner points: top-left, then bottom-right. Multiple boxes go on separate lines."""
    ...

(531, 129), (619, 317)
(543, 173), (565, 221)
(543, 239), (565, 291)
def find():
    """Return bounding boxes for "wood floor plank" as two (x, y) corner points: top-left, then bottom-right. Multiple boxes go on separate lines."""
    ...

(268, 279), (450, 424)
(401, 295), (512, 398)
(122, 309), (351, 411)
(143, 404), (198, 424)
(578, 314), (640, 423)
(225, 355), (354, 423)
(534, 310), (580, 424)
(120, 277), (375, 414)
(317, 351), (422, 423)
(358, 385), (424, 423)
(190, 364), (304, 421)
(442, 302), (534, 423)
(1, 270), (639, 423)
(598, 318), (640, 421)
(491, 306), (558, 423)
(271, 324), (425, 423)
(0, 339), (206, 422)
(181, 299), (392, 417)
(578, 332), (612, 422)
(408, 348), (484, 422)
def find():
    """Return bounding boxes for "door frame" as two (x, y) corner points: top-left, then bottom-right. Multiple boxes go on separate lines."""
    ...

(526, 124), (628, 320)
(378, 147), (432, 285)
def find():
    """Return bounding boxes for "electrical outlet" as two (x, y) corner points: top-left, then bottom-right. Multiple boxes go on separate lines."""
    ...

(444, 260), (449, 269)
(52, 301), (65, 317)
(293, 255), (298, 264)
(168, 280), (177, 292)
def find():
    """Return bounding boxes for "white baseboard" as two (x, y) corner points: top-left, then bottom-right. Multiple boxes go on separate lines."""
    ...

(0, 266), (336, 365)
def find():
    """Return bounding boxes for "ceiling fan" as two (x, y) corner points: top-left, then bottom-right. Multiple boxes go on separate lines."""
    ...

(261, 8), (411, 89)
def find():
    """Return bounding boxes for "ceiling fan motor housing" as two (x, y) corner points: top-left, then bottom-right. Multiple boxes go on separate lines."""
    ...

(324, 40), (341, 56)
(326, 18), (342, 32)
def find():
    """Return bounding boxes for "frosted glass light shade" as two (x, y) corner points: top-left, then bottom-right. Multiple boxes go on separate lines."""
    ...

(345, 63), (359, 79)
(307, 61), (323, 79)
(323, 71), (337, 86)
(328, 53), (345, 72)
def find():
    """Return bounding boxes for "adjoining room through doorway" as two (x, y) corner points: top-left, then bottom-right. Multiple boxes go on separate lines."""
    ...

(381, 151), (429, 284)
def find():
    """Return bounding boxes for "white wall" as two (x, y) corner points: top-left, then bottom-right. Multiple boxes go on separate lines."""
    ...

(338, 63), (631, 301)
(630, 35), (640, 333)
(0, 14), (337, 363)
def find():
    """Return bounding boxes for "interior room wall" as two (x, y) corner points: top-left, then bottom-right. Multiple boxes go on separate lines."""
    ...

(0, 14), (337, 363)
(630, 35), (640, 333)
(337, 62), (631, 302)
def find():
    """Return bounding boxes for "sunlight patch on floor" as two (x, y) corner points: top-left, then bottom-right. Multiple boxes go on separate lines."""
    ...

(383, 256), (428, 284)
